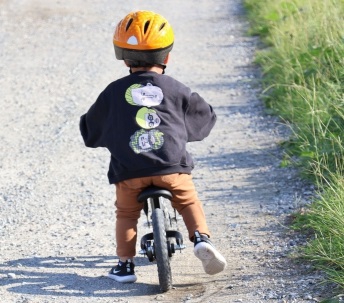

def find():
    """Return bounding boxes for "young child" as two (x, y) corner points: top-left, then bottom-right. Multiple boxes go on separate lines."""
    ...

(80, 10), (227, 283)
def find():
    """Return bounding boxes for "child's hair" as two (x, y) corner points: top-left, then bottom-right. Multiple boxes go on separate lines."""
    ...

(113, 11), (174, 68)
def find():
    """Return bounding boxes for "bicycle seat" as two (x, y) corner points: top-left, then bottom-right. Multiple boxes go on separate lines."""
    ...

(137, 186), (173, 202)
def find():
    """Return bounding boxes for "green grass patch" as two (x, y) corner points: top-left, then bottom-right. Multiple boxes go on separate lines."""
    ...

(244, 0), (344, 291)
(294, 174), (344, 287)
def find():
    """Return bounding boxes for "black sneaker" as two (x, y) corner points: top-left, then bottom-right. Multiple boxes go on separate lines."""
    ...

(108, 259), (137, 283)
(193, 230), (227, 275)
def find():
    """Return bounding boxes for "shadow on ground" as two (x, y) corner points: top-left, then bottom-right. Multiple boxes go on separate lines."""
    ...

(194, 147), (294, 205)
(0, 256), (161, 298)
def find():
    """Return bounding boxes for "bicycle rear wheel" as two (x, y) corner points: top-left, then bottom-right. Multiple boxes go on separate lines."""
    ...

(152, 208), (172, 292)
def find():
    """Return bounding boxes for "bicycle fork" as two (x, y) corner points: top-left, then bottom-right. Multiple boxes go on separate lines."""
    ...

(137, 187), (186, 260)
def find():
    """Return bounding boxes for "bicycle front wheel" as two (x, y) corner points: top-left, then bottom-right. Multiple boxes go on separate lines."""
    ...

(152, 208), (172, 292)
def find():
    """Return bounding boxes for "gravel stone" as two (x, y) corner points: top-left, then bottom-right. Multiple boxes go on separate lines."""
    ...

(0, 0), (335, 302)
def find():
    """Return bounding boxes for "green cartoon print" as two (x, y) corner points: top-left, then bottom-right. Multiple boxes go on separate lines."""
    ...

(129, 129), (164, 154)
(136, 107), (161, 129)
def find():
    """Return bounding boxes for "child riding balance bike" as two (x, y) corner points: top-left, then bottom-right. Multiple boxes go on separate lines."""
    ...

(79, 10), (227, 290)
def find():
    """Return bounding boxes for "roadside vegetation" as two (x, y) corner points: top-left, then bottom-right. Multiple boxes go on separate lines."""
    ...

(244, 0), (344, 291)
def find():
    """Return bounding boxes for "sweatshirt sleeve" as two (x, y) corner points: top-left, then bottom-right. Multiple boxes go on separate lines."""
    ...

(184, 92), (217, 142)
(79, 91), (110, 148)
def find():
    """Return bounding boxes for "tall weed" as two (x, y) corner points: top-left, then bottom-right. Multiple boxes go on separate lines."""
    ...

(245, 0), (344, 179)
(297, 174), (344, 287)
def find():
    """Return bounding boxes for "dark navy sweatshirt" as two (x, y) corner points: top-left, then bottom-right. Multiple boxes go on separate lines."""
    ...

(80, 71), (216, 184)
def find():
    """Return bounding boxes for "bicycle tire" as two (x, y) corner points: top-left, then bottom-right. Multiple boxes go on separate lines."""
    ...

(152, 208), (172, 292)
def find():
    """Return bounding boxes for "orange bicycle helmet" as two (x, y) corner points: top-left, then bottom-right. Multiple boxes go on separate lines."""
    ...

(113, 11), (174, 66)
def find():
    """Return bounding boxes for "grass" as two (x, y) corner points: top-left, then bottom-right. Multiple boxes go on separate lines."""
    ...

(244, 0), (344, 292)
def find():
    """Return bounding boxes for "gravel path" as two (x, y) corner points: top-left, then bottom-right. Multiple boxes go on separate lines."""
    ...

(0, 0), (333, 302)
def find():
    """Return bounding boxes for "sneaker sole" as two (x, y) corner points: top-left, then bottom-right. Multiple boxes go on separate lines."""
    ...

(194, 242), (227, 275)
(108, 273), (137, 283)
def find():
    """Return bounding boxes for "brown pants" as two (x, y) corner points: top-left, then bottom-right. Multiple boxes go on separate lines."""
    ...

(115, 173), (210, 258)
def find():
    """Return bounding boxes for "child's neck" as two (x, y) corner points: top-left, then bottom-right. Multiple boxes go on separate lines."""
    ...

(130, 66), (164, 74)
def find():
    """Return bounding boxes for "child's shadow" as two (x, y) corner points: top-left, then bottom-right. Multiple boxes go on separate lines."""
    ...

(0, 255), (159, 297)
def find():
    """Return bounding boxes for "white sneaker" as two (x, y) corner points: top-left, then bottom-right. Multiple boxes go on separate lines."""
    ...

(193, 231), (227, 275)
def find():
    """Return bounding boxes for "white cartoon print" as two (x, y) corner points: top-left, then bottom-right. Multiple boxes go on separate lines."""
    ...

(125, 83), (163, 107)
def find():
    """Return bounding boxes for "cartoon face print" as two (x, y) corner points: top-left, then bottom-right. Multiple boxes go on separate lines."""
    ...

(129, 129), (164, 154)
(125, 83), (163, 107)
(136, 107), (161, 129)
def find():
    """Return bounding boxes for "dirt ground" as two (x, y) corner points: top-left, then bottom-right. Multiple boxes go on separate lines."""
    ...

(0, 0), (335, 302)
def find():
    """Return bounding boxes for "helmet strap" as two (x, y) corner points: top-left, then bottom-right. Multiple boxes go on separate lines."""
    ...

(161, 65), (166, 74)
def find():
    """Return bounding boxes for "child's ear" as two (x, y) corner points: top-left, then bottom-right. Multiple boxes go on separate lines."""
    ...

(163, 53), (170, 64)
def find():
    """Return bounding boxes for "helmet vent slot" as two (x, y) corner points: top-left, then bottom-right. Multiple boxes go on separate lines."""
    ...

(144, 21), (150, 34)
(159, 23), (166, 31)
(126, 18), (133, 31)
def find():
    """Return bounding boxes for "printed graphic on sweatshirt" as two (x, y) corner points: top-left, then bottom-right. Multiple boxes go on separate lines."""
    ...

(125, 83), (163, 107)
(129, 129), (164, 154)
(136, 107), (161, 129)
